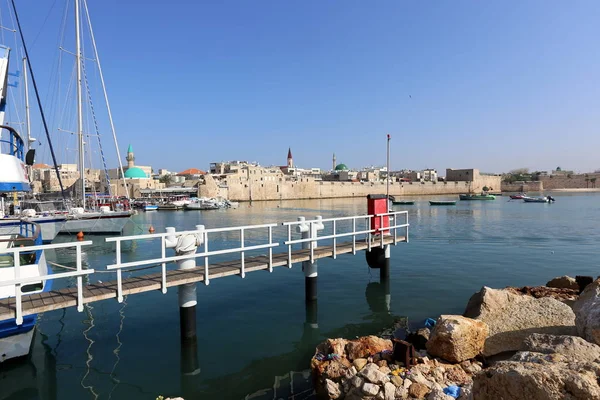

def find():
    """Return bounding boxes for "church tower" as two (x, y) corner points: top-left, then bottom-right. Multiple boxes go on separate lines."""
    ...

(126, 144), (135, 168)
(287, 147), (293, 168)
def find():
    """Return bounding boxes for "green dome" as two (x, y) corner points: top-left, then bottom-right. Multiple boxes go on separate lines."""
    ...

(124, 167), (147, 179)
(335, 163), (348, 171)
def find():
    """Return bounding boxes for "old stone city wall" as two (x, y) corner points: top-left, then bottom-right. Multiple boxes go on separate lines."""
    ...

(199, 174), (502, 201)
(538, 173), (600, 189)
(501, 181), (544, 192)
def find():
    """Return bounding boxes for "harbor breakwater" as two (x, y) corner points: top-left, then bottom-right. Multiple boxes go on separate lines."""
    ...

(311, 276), (600, 400)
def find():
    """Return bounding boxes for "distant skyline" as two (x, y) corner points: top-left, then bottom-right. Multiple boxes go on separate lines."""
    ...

(6, 1), (600, 174)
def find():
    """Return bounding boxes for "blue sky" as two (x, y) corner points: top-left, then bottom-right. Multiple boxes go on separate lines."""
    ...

(8, 0), (600, 174)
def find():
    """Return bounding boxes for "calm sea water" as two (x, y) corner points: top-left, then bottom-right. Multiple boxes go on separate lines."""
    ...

(2, 193), (599, 400)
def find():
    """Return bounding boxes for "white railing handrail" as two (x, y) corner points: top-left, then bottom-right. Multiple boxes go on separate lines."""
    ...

(105, 242), (279, 270)
(0, 240), (93, 254)
(4, 239), (93, 325)
(284, 223), (410, 246)
(105, 223), (279, 242)
(281, 210), (408, 227)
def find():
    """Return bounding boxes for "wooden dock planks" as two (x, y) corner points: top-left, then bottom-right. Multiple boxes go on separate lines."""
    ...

(0, 236), (403, 320)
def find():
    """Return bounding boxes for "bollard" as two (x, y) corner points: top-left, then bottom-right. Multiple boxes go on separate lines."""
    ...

(297, 216), (324, 303)
(166, 225), (204, 339)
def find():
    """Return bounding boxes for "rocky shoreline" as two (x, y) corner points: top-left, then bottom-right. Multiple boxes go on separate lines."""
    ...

(311, 275), (600, 399)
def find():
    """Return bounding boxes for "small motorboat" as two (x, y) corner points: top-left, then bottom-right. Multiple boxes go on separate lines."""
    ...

(392, 200), (415, 205)
(143, 204), (158, 211)
(510, 193), (526, 200)
(429, 200), (457, 206)
(523, 196), (555, 203)
(459, 193), (496, 201)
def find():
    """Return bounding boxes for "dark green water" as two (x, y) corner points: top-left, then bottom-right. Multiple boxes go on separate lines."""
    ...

(2, 194), (599, 399)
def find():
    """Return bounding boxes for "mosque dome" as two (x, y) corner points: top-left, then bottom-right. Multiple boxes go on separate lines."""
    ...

(124, 167), (147, 179)
(335, 163), (349, 171)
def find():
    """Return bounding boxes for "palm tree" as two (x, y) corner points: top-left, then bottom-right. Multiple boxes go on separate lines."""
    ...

(585, 178), (590, 188)
(591, 177), (597, 188)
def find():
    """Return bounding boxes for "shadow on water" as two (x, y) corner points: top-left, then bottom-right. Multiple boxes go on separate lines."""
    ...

(180, 278), (405, 400)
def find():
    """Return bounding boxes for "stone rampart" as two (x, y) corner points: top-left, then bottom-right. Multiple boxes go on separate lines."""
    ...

(199, 174), (502, 202)
(501, 181), (544, 192)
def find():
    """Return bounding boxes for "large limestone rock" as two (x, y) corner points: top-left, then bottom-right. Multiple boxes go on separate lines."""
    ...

(472, 359), (600, 399)
(464, 286), (576, 356)
(523, 333), (600, 363)
(426, 315), (488, 363)
(573, 279), (600, 346)
(346, 336), (393, 361)
(547, 276), (579, 291)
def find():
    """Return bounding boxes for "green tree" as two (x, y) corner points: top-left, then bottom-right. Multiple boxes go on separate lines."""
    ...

(159, 174), (172, 185)
(586, 178), (590, 188)
(591, 177), (597, 188)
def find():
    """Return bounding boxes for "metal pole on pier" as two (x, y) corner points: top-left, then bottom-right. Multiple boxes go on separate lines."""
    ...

(386, 133), (391, 210)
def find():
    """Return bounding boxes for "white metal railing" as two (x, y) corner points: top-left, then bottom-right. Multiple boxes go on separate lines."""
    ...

(105, 223), (280, 302)
(282, 211), (409, 265)
(0, 240), (94, 324)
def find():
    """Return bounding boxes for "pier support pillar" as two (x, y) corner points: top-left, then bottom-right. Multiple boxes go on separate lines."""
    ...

(297, 216), (324, 304)
(166, 225), (204, 339)
(381, 244), (390, 281)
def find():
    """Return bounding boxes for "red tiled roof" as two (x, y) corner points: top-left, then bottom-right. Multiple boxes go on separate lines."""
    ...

(32, 163), (52, 169)
(177, 168), (206, 176)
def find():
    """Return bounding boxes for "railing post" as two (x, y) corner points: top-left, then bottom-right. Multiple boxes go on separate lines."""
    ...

(367, 216), (372, 252)
(287, 224), (292, 268)
(203, 231), (210, 285)
(352, 217), (356, 255)
(14, 252), (22, 325)
(268, 225), (273, 273)
(161, 236), (167, 294)
(116, 240), (123, 303)
(332, 219), (337, 259)
(76, 244), (84, 312)
(240, 228), (245, 278)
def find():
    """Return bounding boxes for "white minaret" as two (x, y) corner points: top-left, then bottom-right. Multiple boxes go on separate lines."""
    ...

(332, 153), (336, 171)
(126, 144), (135, 168)
(287, 147), (293, 168)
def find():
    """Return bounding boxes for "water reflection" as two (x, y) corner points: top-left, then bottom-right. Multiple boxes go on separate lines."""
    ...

(0, 329), (57, 400)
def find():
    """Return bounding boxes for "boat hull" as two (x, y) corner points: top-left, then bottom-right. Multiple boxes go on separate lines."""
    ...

(392, 201), (415, 205)
(459, 194), (496, 200)
(0, 324), (35, 362)
(429, 201), (456, 206)
(0, 217), (65, 243)
(143, 205), (158, 211)
(60, 211), (132, 234)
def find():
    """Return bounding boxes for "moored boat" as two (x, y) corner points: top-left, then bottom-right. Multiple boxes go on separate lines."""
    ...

(392, 200), (415, 205)
(143, 204), (158, 211)
(523, 196), (555, 203)
(459, 193), (496, 201)
(0, 121), (51, 362)
(429, 200), (457, 206)
(510, 193), (526, 200)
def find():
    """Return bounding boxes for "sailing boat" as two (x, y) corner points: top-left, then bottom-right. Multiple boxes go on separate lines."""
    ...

(0, 24), (66, 242)
(56, 0), (134, 234)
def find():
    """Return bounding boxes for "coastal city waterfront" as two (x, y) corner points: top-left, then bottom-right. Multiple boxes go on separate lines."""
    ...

(2, 194), (599, 399)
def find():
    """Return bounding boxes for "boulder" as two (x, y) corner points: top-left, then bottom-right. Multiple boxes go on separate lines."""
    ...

(472, 359), (600, 399)
(408, 382), (431, 399)
(359, 363), (390, 385)
(395, 386), (409, 399)
(523, 333), (600, 363)
(425, 315), (488, 363)
(346, 336), (393, 361)
(573, 279), (600, 345)
(325, 379), (342, 399)
(362, 382), (380, 396)
(546, 276), (579, 291)
(427, 388), (455, 400)
(445, 365), (471, 385)
(327, 338), (349, 356)
(464, 287), (576, 356)
(353, 358), (368, 371)
(507, 286), (579, 304)
(390, 375), (403, 387)
(383, 382), (395, 400)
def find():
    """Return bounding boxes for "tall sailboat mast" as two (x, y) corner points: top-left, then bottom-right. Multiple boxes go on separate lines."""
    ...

(22, 57), (34, 148)
(75, 0), (85, 209)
